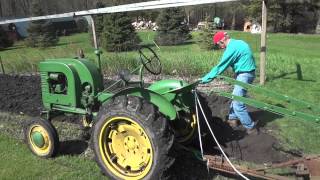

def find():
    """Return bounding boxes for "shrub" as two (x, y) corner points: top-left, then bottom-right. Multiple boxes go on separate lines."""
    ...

(197, 17), (218, 51)
(0, 26), (14, 50)
(76, 18), (89, 33)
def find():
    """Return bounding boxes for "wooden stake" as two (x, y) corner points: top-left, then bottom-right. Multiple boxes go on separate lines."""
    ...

(0, 56), (5, 74)
(260, 0), (267, 85)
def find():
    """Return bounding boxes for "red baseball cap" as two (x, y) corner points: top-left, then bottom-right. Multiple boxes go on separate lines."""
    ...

(213, 31), (227, 44)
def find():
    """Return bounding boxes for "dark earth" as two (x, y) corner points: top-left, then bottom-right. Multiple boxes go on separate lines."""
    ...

(0, 74), (295, 179)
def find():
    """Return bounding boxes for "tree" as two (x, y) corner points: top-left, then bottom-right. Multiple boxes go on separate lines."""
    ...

(100, 12), (141, 52)
(242, 0), (319, 33)
(155, 8), (190, 46)
(39, 21), (59, 47)
(197, 16), (216, 50)
(25, 0), (58, 48)
(25, 0), (43, 47)
(242, 0), (261, 21)
(0, 26), (13, 50)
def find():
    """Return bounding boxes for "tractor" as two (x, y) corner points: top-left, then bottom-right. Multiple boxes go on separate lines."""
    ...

(24, 46), (199, 179)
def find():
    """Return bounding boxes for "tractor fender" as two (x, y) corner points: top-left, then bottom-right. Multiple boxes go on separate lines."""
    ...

(101, 88), (177, 120)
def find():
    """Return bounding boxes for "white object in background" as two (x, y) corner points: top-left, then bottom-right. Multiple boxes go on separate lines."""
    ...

(251, 23), (262, 34)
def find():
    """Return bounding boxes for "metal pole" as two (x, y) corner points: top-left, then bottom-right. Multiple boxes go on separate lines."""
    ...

(89, 15), (102, 77)
(260, 0), (267, 85)
(90, 16), (98, 49)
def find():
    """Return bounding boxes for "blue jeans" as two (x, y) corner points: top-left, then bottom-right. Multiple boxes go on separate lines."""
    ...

(228, 72), (255, 129)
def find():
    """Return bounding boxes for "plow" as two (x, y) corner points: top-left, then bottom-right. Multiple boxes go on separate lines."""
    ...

(204, 155), (320, 180)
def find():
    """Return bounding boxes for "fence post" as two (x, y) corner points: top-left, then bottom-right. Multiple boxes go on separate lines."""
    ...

(0, 56), (5, 74)
(260, 0), (267, 85)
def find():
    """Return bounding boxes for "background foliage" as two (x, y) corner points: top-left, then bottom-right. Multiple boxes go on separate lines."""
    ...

(0, 0), (319, 52)
(101, 12), (141, 52)
(0, 26), (13, 49)
(1, 0), (319, 33)
(155, 8), (190, 46)
(25, 0), (59, 48)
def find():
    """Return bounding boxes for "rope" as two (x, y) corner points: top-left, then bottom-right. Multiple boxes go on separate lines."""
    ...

(194, 90), (204, 160)
(194, 91), (250, 180)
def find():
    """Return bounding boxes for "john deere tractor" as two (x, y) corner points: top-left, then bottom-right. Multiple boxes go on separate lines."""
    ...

(24, 46), (198, 179)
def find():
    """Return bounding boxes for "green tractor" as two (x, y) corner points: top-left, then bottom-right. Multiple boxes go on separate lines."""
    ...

(24, 46), (199, 179)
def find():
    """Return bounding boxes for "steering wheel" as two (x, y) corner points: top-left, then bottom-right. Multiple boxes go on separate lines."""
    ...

(138, 46), (162, 75)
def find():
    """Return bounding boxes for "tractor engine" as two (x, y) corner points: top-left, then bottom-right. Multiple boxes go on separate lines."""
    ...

(39, 58), (103, 112)
(48, 72), (67, 95)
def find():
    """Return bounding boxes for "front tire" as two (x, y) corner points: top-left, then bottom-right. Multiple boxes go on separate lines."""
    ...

(24, 118), (59, 158)
(92, 96), (175, 180)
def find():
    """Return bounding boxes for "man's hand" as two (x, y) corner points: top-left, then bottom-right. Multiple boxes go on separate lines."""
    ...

(200, 76), (212, 84)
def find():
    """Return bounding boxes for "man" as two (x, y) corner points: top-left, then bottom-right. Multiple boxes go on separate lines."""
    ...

(200, 31), (257, 134)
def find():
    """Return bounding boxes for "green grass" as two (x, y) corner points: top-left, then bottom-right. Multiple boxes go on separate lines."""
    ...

(0, 31), (320, 158)
(0, 31), (223, 76)
(0, 112), (106, 179)
(0, 133), (106, 180)
(1, 31), (319, 80)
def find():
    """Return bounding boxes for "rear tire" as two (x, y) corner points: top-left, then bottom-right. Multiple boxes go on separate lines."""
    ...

(171, 111), (198, 145)
(92, 95), (175, 180)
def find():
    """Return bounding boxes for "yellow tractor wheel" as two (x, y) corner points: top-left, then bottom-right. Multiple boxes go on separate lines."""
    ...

(24, 119), (59, 158)
(92, 96), (175, 180)
(172, 112), (198, 144)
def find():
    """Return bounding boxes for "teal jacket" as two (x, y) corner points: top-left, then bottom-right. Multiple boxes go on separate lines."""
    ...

(201, 39), (256, 83)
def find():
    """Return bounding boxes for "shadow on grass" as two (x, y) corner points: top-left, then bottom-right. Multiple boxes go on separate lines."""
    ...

(157, 41), (196, 47)
(58, 140), (88, 156)
(268, 63), (316, 82)
(268, 72), (316, 82)
(139, 43), (156, 48)
(2, 45), (25, 51)
(55, 41), (83, 47)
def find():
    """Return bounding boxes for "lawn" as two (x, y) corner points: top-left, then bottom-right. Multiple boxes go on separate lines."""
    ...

(0, 30), (319, 177)
(0, 133), (106, 180)
(0, 112), (107, 180)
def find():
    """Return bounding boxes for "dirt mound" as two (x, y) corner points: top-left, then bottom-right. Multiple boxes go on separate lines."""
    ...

(224, 132), (289, 164)
(0, 74), (290, 165)
(197, 93), (290, 164)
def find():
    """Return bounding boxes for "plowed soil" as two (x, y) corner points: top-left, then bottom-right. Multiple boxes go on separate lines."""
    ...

(0, 74), (42, 116)
(0, 74), (292, 179)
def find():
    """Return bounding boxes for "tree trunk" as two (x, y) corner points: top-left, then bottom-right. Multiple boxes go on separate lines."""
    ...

(231, 6), (236, 30)
(0, 1), (2, 17)
(316, 10), (320, 34)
